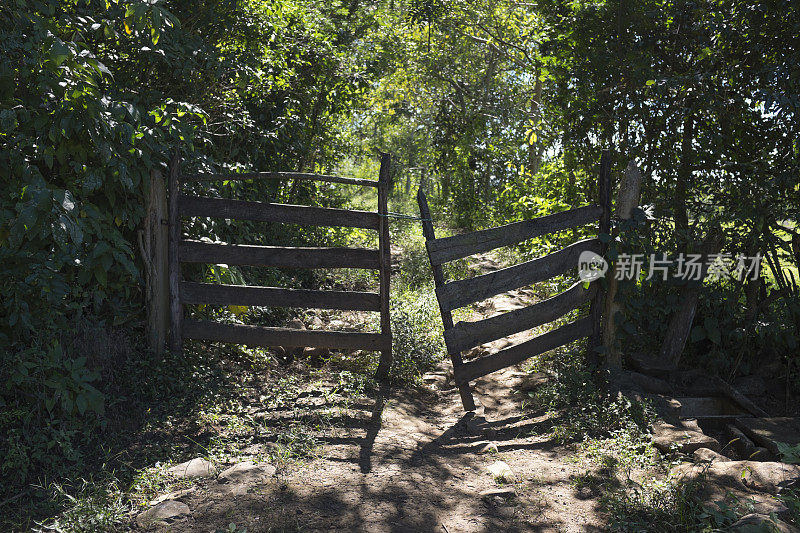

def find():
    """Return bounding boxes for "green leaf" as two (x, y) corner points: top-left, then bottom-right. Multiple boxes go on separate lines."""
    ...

(645, 79), (655, 86)
(94, 266), (107, 286)
(76, 394), (87, 415)
(50, 40), (71, 66)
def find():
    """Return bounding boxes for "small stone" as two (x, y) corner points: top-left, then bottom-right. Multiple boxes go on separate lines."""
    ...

(136, 500), (190, 528)
(479, 441), (499, 454)
(487, 461), (514, 482)
(167, 458), (218, 479)
(217, 461), (276, 484)
(287, 318), (305, 329)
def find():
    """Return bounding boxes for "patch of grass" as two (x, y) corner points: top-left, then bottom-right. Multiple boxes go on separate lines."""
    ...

(32, 478), (130, 533)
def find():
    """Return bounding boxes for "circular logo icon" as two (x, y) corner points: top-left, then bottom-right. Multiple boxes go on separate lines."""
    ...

(578, 251), (608, 282)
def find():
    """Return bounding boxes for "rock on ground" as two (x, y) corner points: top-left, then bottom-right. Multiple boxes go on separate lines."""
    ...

(217, 461), (276, 484)
(692, 448), (730, 464)
(736, 417), (800, 456)
(487, 461), (514, 483)
(672, 460), (800, 519)
(652, 420), (722, 454)
(167, 458), (218, 479)
(729, 513), (800, 533)
(136, 500), (190, 528)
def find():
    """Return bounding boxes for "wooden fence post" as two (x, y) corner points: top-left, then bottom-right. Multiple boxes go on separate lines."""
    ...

(602, 160), (643, 368)
(417, 189), (477, 411)
(588, 150), (611, 363)
(142, 169), (169, 354)
(168, 152), (183, 353)
(374, 152), (393, 381)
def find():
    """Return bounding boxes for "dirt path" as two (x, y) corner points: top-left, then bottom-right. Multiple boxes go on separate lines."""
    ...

(146, 258), (609, 532)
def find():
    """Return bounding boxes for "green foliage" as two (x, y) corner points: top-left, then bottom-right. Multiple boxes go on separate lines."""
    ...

(777, 442), (800, 465)
(0, 0), (386, 509)
(528, 350), (656, 444)
(387, 288), (447, 385)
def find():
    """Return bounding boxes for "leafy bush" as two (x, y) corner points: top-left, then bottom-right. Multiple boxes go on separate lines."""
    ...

(528, 350), (656, 443)
(0, 0), (382, 510)
(387, 288), (447, 385)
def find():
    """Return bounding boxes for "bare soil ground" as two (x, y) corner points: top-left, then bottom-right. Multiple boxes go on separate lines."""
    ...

(144, 267), (615, 533)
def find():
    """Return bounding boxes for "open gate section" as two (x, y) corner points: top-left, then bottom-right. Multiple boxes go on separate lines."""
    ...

(418, 152), (612, 411)
(168, 154), (393, 380)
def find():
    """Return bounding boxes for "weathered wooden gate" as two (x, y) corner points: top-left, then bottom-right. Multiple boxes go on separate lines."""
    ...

(418, 152), (611, 411)
(167, 153), (393, 380)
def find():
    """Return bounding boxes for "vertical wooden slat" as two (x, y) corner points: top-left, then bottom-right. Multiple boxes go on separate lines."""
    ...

(374, 153), (393, 381)
(144, 169), (169, 354)
(588, 150), (612, 364)
(417, 189), (476, 412)
(168, 152), (183, 352)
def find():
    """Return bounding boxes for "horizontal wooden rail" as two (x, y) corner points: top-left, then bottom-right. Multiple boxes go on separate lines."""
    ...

(454, 317), (593, 384)
(183, 319), (391, 351)
(179, 240), (380, 270)
(181, 172), (380, 188)
(427, 205), (603, 266)
(178, 195), (380, 230)
(180, 282), (381, 311)
(436, 238), (602, 312)
(444, 281), (597, 354)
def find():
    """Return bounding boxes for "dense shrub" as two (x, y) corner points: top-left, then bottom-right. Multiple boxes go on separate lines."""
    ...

(0, 0), (380, 501)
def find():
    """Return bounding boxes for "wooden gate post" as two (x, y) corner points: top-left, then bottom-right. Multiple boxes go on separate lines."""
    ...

(417, 189), (477, 411)
(588, 150), (612, 363)
(603, 160), (643, 368)
(168, 152), (183, 353)
(374, 152), (394, 381)
(142, 169), (169, 354)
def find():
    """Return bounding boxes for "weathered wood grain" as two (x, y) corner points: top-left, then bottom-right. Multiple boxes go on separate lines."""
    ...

(183, 320), (391, 351)
(181, 171), (379, 187)
(436, 238), (602, 312)
(454, 317), (593, 384)
(444, 281), (597, 354)
(180, 282), (381, 311)
(178, 240), (380, 270)
(588, 149), (612, 362)
(374, 153), (394, 381)
(426, 205), (603, 265)
(178, 194), (380, 230)
(417, 188), (476, 411)
(168, 153), (183, 352)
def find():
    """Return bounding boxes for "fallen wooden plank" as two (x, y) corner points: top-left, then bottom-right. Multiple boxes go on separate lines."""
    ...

(436, 238), (602, 311)
(178, 195), (380, 230)
(178, 240), (380, 270)
(180, 172), (379, 187)
(183, 320), (391, 351)
(454, 317), (592, 385)
(427, 205), (602, 265)
(444, 281), (597, 354)
(180, 282), (381, 311)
